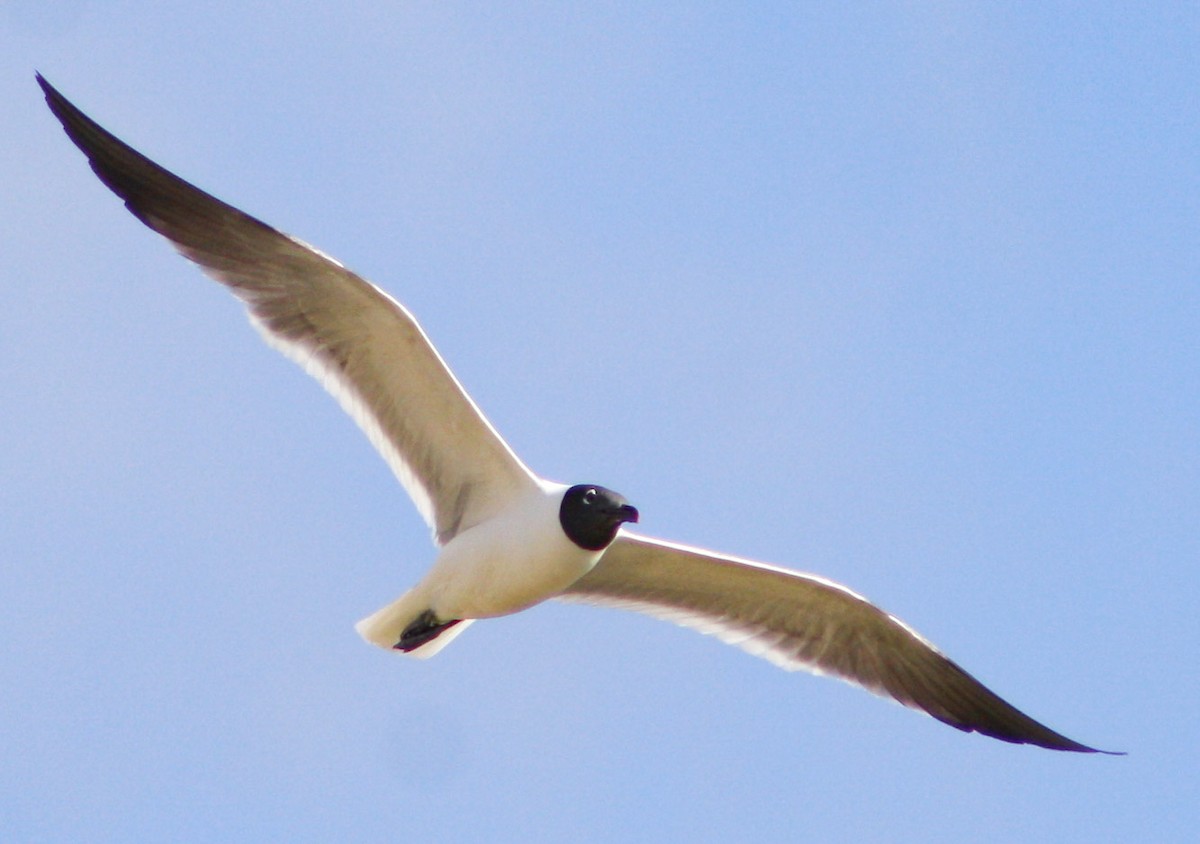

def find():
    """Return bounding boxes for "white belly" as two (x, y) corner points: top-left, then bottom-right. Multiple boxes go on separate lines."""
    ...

(419, 482), (602, 620)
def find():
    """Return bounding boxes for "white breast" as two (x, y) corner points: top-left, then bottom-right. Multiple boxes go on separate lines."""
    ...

(419, 481), (604, 620)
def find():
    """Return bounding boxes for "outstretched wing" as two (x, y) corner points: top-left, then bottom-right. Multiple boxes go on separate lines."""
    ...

(39, 75), (539, 544)
(564, 533), (1109, 752)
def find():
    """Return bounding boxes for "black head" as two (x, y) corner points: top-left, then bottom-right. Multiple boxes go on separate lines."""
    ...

(559, 484), (639, 551)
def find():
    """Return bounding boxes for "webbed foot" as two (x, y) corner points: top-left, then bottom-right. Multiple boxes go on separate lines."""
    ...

(394, 609), (462, 652)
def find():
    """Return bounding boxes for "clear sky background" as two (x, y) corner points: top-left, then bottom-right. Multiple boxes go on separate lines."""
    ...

(3, 4), (1196, 842)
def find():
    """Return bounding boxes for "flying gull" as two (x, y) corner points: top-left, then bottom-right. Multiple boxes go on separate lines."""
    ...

(38, 74), (1116, 753)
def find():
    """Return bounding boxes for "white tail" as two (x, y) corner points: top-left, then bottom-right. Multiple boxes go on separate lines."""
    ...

(354, 590), (475, 658)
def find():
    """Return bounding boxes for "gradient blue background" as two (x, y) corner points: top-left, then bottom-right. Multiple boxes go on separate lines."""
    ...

(4, 4), (1196, 842)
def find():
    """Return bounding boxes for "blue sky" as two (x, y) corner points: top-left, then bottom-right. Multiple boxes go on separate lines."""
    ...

(3, 3), (1196, 842)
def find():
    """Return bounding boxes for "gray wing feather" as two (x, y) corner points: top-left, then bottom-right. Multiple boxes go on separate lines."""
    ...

(39, 75), (538, 544)
(564, 533), (1107, 752)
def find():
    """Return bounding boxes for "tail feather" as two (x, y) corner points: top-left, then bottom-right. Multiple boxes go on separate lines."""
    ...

(354, 590), (474, 658)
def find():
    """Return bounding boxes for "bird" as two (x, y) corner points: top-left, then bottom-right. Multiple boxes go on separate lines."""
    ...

(38, 73), (1116, 753)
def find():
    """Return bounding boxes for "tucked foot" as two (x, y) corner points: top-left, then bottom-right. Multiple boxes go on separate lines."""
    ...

(394, 610), (463, 652)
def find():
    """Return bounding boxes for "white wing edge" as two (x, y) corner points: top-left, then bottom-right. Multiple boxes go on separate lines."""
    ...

(558, 533), (945, 677)
(244, 305), (439, 533)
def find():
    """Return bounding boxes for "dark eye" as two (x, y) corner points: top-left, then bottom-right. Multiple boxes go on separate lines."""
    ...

(583, 488), (598, 505)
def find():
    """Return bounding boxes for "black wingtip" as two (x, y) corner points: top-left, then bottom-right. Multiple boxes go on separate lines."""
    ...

(1047, 744), (1126, 756)
(968, 721), (1124, 755)
(1037, 740), (1125, 756)
(962, 711), (1124, 755)
(36, 74), (81, 128)
(36, 72), (62, 109)
(37, 72), (108, 163)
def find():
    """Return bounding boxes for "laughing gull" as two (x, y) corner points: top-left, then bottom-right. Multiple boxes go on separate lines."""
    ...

(39, 75), (1115, 753)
